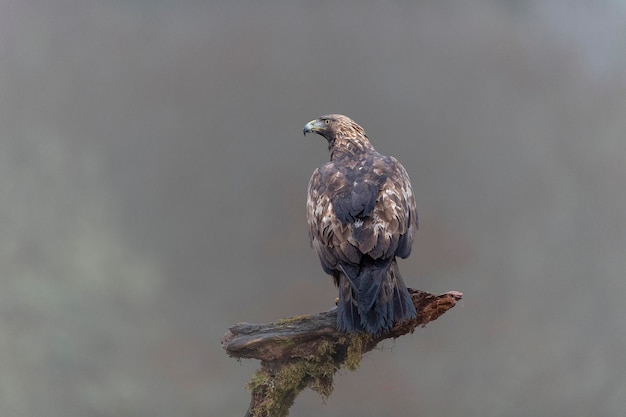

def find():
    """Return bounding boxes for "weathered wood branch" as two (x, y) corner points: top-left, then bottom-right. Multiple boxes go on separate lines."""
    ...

(221, 289), (462, 417)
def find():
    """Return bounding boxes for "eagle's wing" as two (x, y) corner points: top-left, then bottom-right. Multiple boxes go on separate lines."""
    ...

(307, 163), (361, 277)
(386, 156), (418, 259)
(307, 154), (417, 275)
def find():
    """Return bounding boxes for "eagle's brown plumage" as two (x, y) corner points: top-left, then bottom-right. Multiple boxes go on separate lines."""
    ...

(303, 114), (417, 335)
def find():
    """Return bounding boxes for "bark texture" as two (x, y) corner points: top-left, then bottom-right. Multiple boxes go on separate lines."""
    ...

(221, 289), (462, 417)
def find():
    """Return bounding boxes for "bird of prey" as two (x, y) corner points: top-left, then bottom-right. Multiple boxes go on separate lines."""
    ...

(303, 114), (417, 335)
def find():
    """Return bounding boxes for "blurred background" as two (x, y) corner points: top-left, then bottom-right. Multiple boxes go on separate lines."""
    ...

(1, 1), (625, 416)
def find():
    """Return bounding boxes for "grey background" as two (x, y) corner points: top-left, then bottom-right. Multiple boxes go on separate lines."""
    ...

(2, 1), (625, 416)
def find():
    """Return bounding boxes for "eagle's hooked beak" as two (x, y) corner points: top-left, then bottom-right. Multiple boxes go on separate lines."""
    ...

(303, 119), (324, 136)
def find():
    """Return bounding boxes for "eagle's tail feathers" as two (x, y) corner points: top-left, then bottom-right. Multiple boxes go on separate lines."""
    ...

(360, 259), (416, 336)
(390, 261), (417, 323)
(336, 276), (365, 333)
(360, 292), (394, 335)
(336, 259), (415, 335)
(356, 264), (387, 314)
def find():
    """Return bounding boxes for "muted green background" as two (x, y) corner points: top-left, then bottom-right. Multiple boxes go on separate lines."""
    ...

(2, 1), (625, 416)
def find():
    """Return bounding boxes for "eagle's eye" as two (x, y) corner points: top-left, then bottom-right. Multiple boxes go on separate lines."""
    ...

(324, 119), (330, 125)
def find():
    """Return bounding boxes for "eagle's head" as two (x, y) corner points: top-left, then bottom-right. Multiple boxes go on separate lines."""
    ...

(303, 114), (368, 143)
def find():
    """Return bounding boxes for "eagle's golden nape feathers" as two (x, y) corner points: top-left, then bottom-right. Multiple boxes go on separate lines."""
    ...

(304, 114), (418, 336)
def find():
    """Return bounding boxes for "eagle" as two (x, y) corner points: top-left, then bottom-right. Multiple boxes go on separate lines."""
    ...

(303, 114), (418, 335)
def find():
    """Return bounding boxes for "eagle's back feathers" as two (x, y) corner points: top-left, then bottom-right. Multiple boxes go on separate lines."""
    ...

(305, 114), (417, 335)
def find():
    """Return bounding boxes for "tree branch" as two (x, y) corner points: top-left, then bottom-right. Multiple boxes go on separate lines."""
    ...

(221, 289), (462, 417)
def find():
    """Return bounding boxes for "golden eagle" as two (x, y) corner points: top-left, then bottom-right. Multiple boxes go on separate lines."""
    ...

(303, 114), (417, 335)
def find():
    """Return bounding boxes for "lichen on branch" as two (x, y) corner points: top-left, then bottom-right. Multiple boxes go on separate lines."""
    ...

(221, 289), (462, 417)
